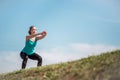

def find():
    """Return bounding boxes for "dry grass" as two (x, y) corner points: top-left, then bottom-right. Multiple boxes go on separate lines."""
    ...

(0, 50), (120, 80)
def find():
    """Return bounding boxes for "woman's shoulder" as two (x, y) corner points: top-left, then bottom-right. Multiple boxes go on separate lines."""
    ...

(25, 35), (31, 41)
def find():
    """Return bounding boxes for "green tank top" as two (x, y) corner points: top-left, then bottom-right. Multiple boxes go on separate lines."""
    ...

(22, 38), (37, 55)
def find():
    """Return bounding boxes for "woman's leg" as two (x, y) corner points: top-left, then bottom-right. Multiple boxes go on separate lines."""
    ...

(28, 53), (42, 66)
(20, 52), (28, 69)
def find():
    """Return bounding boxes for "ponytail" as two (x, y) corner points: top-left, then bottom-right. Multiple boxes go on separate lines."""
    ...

(28, 26), (35, 35)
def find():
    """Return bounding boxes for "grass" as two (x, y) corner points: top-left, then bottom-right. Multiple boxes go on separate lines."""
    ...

(0, 50), (120, 80)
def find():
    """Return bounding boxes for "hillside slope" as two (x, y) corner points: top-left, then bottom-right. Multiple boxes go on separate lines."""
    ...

(0, 50), (120, 80)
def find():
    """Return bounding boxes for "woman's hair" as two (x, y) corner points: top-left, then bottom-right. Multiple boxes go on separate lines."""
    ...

(28, 25), (35, 35)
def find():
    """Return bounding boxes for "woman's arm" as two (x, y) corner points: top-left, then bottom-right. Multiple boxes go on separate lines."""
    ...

(36, 31), (47, 40)
(26, 32), (42, 41)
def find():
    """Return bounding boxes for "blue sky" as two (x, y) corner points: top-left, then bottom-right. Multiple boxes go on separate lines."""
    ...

(0, 0), (120, 73)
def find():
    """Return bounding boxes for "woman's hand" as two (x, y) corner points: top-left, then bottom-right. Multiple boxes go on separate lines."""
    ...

(42, 31), (47, 36)
(36, 31), (47, 40)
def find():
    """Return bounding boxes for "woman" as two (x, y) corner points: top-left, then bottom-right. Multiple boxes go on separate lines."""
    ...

(20, 26), (47, 69)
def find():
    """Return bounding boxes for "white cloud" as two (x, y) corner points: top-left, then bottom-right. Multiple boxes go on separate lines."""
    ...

(39, 43), (119, 65)
(69, 43), (119, 54)
(36, 43), (119, 68)
(0, 43), (119, 73)
(0, 51), (21, 73)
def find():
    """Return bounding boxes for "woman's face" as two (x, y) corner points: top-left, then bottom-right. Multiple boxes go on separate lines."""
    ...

(30, 27), (37, 35)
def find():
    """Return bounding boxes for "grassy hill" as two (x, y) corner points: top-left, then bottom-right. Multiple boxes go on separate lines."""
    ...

(0, 50), (120, 80)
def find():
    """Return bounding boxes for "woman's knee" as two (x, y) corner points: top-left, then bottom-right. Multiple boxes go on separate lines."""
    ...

(38, 56), (42, 62)
(20, 52), (28, 59)
(34, 53), (42, 61)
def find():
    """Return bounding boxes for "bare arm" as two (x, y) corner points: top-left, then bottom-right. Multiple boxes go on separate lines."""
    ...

(36, 31), (47, 40)
(26, 32), (42, 41)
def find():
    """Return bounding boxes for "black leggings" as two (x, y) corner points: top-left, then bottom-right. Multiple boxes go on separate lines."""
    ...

(20, 52), (42, 69)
